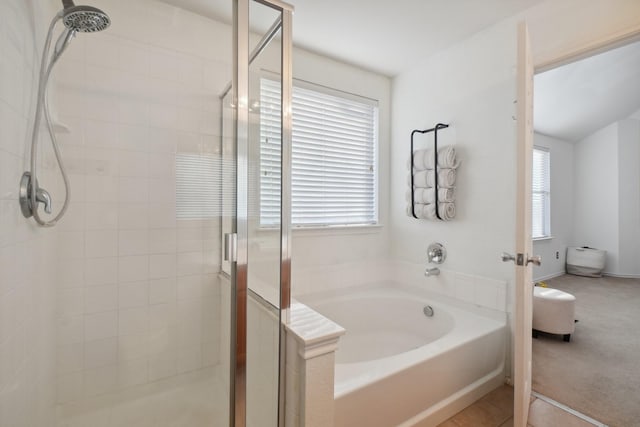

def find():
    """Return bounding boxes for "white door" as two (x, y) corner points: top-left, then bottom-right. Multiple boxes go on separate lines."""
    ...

(514, 21), (535, 427)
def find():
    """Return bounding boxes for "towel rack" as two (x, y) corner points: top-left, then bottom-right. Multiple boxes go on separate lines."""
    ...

(410, 123), (449, 220)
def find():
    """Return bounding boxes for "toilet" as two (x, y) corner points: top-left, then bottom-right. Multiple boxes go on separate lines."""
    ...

(532, 286), (576, 342)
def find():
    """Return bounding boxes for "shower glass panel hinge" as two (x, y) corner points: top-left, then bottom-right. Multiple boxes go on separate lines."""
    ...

(224, 233), (237, 263)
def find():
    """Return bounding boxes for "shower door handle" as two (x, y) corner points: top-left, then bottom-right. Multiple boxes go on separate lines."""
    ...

(224, 233), (237, 263)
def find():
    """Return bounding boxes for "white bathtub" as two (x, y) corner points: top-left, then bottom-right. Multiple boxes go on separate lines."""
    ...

(299, 282), (507, 427)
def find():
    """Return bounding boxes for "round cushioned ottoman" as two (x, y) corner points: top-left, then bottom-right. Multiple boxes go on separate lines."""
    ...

(532, 286), (576, 342)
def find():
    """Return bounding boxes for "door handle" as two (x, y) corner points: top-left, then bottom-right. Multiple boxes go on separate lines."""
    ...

(501, 252), (515, 263)
(501, 252), (541, 266)
(527, 255), (542, 266)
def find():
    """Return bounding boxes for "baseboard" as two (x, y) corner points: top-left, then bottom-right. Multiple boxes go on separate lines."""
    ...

(603, 272), (640, 279)
(533, 271), (566, 282)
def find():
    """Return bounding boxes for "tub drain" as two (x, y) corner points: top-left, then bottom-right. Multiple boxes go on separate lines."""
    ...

(423, 305), (434, 317)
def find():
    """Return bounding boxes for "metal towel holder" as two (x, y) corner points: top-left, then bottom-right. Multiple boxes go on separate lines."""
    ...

(410, 123), (449, 220)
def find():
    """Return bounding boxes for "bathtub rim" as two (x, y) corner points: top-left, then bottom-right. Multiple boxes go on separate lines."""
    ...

(297, 281), (508, 399)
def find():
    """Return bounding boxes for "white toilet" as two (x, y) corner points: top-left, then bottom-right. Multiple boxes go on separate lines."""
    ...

(532, 286), (576, 342)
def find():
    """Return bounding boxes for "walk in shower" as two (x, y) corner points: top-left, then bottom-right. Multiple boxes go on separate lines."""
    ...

(0, 0), (292, 426)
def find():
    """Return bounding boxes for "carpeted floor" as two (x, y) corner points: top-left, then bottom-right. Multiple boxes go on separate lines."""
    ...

(532, 274), (640, 427)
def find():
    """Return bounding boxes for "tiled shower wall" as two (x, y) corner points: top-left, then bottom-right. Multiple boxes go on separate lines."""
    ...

(0, 0), (58, 425)
(52, 0), (230, 403)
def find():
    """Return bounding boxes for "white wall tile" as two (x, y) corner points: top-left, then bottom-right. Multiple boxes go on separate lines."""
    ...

(85, 176), (119, 202)
(118, 255), (149, 282)
(119, 176), (148, 203)
(119, 150), (149, 177)
(57, 372), (84, 403)
(118, 204), (149, 230)
(58, 315), (84, 345)
(118, 124), (149, 151)
(149, 278), (176, 305)
(57, 343), (84, 375)
(119, 40), (148, 76)
(177, 275), (202, 301)
(118, 230), (149, 256)
(84, 311), (118, 341)
(85, 257), (118, 287)
(149, 303), (177, 331)
(85, 120), (119, 149)
(118, 333), (148, 361)
(84, 337), (118, 369)
(86, 230), (118, 258)
(148, 229), (177, 254)
(149, 254), (176, 279)
(57, 288), (84, 316)
(86, 34), (120, 68)
(118, 281), (148, 309)
(454, 272), (476, 305)
(118, 358), (148, 388)
(58, 231), (85, 259)
(85, 203), (119, 230)
(148, 203), (176, 228)
(177, 251), (203, 276)
(148, 327), (177, 357)
(85, 285), (118, 314)
(148, 354), (177, 382)
(119, 307), (149, 336)
(84, 364), (117, 396)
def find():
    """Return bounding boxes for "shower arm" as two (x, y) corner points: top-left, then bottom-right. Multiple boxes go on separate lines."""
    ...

(62, 0), (76, 9)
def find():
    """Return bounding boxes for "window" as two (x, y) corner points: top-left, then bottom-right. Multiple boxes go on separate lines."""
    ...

(260, 78), (378, 227)
(532, 147), (550, 239)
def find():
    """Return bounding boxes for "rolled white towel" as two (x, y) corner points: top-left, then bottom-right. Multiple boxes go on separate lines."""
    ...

(412, 168), (457, 188)
(411, 146), (459, 170)
(405, 202), (456, 220)
(405, 188), (456, 204)
(418, 202), (456, 221)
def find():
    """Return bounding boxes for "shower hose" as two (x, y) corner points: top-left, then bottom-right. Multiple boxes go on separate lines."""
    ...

(29, 12), (72, 227)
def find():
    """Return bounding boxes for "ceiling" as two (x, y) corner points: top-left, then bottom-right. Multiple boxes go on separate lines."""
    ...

(156, 0), (640, 142)
(534, 40), (640, 142)
(157, 0), (543, 76)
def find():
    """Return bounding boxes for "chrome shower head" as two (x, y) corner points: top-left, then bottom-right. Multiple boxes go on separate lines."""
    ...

(62, 4), (111, 33)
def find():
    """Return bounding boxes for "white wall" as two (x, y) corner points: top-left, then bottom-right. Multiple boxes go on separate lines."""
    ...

(573, 123), (620, 273)
(390, 0), (640, 380)
(391, 17), (518, 288)
(616, 118), (640, 276)
(0, 1), (58, 425)
(570, 118), (640, 277)
(532, 133), (574, 281)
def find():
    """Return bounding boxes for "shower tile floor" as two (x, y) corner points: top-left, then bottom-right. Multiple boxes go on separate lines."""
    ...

(56, 367), (228, 427)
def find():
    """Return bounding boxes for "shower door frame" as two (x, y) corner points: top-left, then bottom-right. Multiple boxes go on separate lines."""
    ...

(231, 1), (293, 426)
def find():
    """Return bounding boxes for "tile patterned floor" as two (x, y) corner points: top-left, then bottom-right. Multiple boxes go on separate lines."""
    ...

(438, 385), (601, 427)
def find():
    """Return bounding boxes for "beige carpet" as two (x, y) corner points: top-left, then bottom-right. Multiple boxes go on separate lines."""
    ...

(532, 274), (640, 427)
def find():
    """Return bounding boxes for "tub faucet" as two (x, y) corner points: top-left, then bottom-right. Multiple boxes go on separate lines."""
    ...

(425, 267), (440, 277)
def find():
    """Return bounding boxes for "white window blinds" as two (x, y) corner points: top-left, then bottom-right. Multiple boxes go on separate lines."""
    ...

(260, 78), (378, 227)
(532, 147), (550, 239)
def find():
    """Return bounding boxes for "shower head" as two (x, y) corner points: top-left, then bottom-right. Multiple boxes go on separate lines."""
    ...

(61, 3), (111, 33)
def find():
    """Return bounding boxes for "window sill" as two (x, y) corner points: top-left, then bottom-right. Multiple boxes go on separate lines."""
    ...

(533, 236), (554, 242)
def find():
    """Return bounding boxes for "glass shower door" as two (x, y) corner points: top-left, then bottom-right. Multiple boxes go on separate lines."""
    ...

(223, 0), (292, 425)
